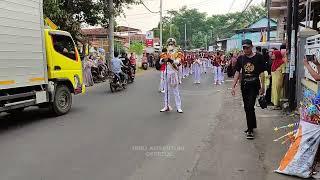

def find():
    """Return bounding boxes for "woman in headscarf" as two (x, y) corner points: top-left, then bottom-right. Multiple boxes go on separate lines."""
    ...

(83, 56), (94, 87)
(271, 50), (285, 109)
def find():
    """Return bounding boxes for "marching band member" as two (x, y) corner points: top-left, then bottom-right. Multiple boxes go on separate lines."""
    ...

(177, 50), (184, 84)
(160, 38), (183, 113)
(220, 53), (226, 84)
(159, 48), (167, 93)
(184, 53), (190, 78)
(213, 52), (223, 85)
(190, 53), (195, 75)
(193, 55), (202, 84)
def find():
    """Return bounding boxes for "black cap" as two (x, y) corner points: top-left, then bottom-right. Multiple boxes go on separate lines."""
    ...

(242, 39), (253, 47)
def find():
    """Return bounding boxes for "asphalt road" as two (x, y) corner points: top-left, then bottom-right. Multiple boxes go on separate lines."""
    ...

(0, 70), (225, 180)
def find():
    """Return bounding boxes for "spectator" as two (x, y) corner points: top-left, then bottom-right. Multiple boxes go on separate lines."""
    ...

(83, 56), (94, 87)
(148, 54), (154, 67)
(231, 39), (266, 139)
(262, 48), (272, 105)
(271, 50), (285, 109)
(304, 56), (320, 81)
(256, 46), (262, 54)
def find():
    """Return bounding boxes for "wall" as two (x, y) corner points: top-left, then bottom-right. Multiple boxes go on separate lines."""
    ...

(227, 31), (277, 51)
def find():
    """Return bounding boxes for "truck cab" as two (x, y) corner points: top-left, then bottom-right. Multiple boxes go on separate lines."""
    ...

(43, 29), (85, 115)
(45, 29), (84, 95)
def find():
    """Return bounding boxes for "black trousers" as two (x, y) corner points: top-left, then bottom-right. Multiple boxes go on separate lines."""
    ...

(265, 77), (272, 104)
(241, 84), (259, 131)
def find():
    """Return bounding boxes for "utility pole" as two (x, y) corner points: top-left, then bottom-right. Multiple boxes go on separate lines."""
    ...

(205, 34), (208, 51)
(289, 0), (299, 110)
(159, 0), (163, 50)
(184, 23), (187, 50)
(267, 0), (271, 41)
(284, 0), (293, 102)
(108, 0), (114, 65)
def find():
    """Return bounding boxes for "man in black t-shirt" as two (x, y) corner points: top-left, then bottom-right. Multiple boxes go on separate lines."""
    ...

(231, 39), (266, 140)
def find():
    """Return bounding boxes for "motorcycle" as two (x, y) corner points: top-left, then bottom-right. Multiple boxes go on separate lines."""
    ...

(124, 65), (135, 83)
(92, 63), (109, 83)
(109, 72), (128, 93)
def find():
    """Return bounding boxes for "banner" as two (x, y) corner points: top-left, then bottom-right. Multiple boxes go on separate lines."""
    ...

(275, 119), (320, 178)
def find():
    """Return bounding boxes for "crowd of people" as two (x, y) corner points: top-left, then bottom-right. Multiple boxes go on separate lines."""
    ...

(230, 39), (288, 139)
(82, 50), (108, 87)
(82, 49), (137, 87)
(158, 49), (230, 91)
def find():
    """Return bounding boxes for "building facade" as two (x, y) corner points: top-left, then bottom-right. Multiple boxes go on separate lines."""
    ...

(226, 17), (278, 51)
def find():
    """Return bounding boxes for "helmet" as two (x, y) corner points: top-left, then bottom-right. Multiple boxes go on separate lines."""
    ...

(166, 38), (176, 46)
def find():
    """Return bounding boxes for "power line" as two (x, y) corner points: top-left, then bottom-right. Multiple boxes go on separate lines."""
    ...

(219, 0), (254, 32)
(228, 0), (236, 13)
(140, 0), (159, 14)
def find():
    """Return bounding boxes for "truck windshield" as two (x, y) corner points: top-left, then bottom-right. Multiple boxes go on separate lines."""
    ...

(52, 34), (76, 60)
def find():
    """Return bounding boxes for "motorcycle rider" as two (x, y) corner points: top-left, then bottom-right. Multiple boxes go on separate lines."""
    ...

(120, 52), (130, 76)
(111, 51), (126, 83)
(129, 53), (136, 73)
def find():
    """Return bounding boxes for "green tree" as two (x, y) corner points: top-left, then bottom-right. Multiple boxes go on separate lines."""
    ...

(129, 41), (144, 56)
(114, 41), (125, 54)
(43, 0), (139, 41)
(151, 4), (267, 49)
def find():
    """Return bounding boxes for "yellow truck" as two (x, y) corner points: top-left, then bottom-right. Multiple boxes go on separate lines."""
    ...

(0, 0), (85, 115)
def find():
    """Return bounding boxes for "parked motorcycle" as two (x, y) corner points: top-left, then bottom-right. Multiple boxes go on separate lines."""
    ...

(109, 72), (127, 93)
(92, 63), (109, 83)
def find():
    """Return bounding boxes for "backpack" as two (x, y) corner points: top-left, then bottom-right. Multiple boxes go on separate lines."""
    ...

(155, 58), (161, 70)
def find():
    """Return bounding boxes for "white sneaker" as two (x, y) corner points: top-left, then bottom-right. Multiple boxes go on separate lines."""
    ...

(177, 109), (183, 113)
(194, 81), (197, 84)
(197, 81), (201, 84)
(160, 90), (165, 93)
(214, 82), (217, 85)
(160, 106), (172, 112)
(179, 81), (182, 84)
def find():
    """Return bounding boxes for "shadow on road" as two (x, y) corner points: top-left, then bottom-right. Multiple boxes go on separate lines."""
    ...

(0, 106), (85, 134)
(0, 108), (55, 134)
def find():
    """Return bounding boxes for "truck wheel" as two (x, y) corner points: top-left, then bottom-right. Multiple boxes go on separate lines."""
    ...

(50, 85), (72, 116)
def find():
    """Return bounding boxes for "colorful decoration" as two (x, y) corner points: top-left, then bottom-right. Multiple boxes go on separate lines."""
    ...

(273, 130), (297, 142)
(274, 123), (299, 132)
(307, 105), (318, 116)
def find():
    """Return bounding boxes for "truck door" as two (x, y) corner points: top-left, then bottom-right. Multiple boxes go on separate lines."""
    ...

(48, 33), (83, 91)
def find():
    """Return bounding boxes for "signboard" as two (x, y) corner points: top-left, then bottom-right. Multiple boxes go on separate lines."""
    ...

(146, 31), (154, 40)
(146, 39), (153, 47)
